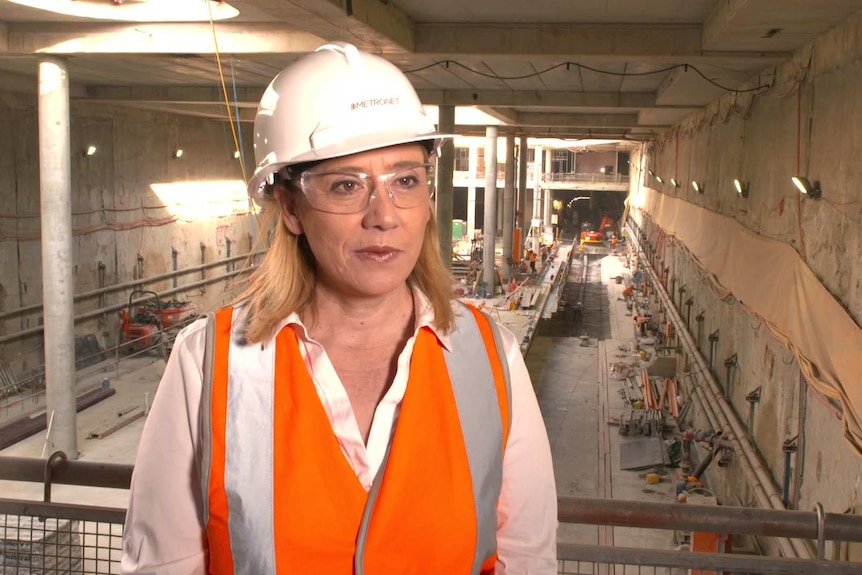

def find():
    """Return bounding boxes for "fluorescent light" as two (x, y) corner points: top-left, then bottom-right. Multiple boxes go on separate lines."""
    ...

(792, 176), (821, 198)
(5, 0), (239, 22)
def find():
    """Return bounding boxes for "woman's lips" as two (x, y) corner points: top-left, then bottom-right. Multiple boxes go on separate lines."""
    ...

(356, 246), (400, 262)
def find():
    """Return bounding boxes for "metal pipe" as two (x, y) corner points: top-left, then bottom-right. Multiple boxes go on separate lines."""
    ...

(557, 543), (859, 575)
(38, 56), (77, 460)
(709, 329), (720, 373)
(172, 248), (179, 288)
(783, 437), (798, 508)
(0, 268), (251, 345)
(0, 453), (133, 489)
(557, 496), (862, 542)
(724, 353), (737, 401)
(794, 371), (807, 510)
(0, 251), (263, 321)
(685, 296), (694, 331)
(627, 221), (810, 559)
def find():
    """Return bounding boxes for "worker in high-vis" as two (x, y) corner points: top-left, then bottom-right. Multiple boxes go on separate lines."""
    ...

(121, 42), (558, 575)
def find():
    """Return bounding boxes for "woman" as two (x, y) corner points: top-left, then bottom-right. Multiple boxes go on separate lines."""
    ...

(122, 42), (557, 575)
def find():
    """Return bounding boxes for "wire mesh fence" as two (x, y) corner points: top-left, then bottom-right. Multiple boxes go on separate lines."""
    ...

(0, 500), (124, 575)
(559, 562), (683, 575)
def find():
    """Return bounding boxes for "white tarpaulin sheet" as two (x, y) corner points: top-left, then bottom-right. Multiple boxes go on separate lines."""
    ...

(630, 187), (862, 457)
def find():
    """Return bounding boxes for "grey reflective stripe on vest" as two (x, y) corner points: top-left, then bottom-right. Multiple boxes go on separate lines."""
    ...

(200, 308), (278, 575)
(356, 304), (511, 575)
(354, 435), (393, 575)
(441, 305), (510, 574)
(200, 312), (216, 528)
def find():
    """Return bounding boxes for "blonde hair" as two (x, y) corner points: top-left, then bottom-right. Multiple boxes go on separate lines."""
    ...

(234, 191), (456, 343)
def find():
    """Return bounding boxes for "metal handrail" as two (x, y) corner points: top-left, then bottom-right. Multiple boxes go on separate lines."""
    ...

(4, 453), (862, 573)
(4, 453), (862, 544)
(0, 250), (264, 322)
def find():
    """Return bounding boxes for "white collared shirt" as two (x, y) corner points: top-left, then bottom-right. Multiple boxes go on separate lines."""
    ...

(122, 292), (558, 574)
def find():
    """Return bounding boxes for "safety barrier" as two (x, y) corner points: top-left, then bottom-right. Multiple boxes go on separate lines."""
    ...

(3, 454), (862, 574)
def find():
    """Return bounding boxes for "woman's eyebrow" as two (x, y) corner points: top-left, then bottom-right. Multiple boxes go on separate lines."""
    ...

(318, 160), (427, 173)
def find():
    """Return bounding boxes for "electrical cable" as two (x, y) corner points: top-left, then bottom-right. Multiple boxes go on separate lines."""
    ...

(402, 60), (771, 94)
(206, 1), (247, 185)
(229, 59), (260, 245)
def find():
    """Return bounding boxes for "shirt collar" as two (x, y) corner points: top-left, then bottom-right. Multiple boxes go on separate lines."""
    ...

(275, 286), (453, 352)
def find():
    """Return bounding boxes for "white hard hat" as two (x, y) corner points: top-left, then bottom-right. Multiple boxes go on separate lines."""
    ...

(248, 42), (451, 202)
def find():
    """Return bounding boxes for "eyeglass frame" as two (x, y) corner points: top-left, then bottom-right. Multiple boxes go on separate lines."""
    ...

(282, 162), (437, 215)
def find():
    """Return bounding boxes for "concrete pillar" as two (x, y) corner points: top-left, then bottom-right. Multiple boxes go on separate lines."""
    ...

(38, 57), (78, 459)
(502, 133), (515, 283)
(544, 149), (553, 227)
(525, 188), (534, 233)
(483, 126), (498, 293)
(435, 105), (455, 270)
(467, 145), (478, 241)
(533, 146), (543, 227)
(495, 144), (503, 234)
(518, 137), (529, 233)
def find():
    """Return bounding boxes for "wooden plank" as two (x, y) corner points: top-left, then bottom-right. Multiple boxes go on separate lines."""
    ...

(87, 406), (144, 440)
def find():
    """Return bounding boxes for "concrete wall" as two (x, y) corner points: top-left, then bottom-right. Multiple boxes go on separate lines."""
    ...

(631, 8), (862, 539)
(574, 151), (616, 174)
(0, 91), (257, 380)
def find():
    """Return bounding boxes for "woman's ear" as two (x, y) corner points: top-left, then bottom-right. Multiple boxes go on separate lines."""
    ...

(274, 182), (304, 235)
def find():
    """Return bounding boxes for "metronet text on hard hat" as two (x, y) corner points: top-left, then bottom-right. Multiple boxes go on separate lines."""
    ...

(351, 98), (400, 110)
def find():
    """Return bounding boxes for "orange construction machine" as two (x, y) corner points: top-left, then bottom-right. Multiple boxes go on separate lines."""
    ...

(580, 216), (620, 245)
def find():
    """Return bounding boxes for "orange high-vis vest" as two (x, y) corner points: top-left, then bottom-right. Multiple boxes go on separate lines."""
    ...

(199, 302), (511, 575)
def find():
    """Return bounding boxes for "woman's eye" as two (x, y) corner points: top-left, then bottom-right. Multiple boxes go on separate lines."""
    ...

(393, 174), (420, 190)
(329, 177), (364, 195)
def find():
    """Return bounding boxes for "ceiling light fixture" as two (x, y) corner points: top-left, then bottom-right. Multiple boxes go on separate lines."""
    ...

(692, 181), (704, 194)
(173, 149), (184, 159)
(734, 179), (749, 198)
(655, 175), (664, 184)
(648, 170), (655, 177)
(233, 150), (241, 159)
(792, 176), (821, 199)
(670, 178), (680, 188)
(5, 0), (240, 22)
(85, 145), (97, 156)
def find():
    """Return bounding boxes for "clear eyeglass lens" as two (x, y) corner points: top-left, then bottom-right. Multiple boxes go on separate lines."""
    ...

(301, 163), (434, 214)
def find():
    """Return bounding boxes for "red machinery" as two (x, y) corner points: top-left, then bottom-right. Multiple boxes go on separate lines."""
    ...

(580, 216), (620, 245)
(580, 222), (605, 245)
(119, 290), (196, 356)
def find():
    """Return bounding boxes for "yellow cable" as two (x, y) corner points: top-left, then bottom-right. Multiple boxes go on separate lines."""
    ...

(207, 1), (263, 238)
(207, 1), (247, 184)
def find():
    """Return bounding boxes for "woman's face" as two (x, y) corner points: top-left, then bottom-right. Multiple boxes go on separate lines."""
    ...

(278, 143), (431, 300)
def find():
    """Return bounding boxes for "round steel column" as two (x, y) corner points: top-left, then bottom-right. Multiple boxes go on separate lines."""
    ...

(38, 57), (78, 459)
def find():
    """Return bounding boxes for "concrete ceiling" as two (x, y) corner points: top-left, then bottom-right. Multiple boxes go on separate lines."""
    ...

(1, 0), (861, 141)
